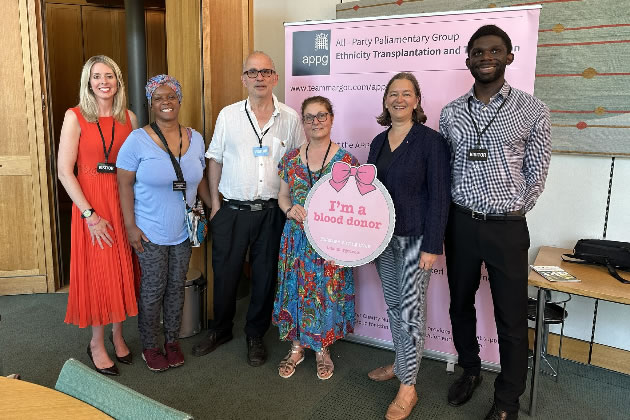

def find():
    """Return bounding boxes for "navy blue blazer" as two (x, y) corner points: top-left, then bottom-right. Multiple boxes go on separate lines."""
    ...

(367, 122), (451, 255)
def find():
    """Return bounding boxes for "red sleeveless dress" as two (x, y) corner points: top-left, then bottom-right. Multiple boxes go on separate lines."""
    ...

(64, 107), (138, 327)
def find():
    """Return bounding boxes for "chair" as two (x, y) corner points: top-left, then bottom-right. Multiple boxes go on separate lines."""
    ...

(528, 291), (571, 380)
(55, 358), (193, 420)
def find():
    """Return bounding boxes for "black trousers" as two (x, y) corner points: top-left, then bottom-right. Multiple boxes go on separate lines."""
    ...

(210, 205), (285, 338)
(444, 206), (530, 413)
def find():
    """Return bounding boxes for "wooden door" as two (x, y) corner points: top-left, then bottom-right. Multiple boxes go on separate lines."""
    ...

(0, 0), (54, 294)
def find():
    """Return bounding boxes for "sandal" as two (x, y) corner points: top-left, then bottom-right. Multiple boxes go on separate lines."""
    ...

(315, 347), (334, 380)
(278, 344), (304, 379)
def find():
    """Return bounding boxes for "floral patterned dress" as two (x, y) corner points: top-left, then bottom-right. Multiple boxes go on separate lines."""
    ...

(273, 147), (359, 351)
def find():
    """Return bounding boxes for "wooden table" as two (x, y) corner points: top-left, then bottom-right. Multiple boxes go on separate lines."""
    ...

(528, 246), (630, 416)
(0, 376), (111, 419)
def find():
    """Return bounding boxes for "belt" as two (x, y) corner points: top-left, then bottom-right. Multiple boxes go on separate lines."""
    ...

(453, 203), (525, 221)
(223, 199), (278, 212)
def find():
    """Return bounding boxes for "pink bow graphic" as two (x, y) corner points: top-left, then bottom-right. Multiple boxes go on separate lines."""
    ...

(329, 162), (377, 195)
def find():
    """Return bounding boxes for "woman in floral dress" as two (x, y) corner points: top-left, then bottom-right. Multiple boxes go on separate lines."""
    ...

(273, 96), (359, 380)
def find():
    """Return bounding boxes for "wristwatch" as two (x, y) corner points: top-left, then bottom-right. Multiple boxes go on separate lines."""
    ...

(81, 208), (95, 218)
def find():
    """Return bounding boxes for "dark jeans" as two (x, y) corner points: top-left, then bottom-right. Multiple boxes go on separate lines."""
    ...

(210, 205), (285, 338)
(445, 206), (530, 413)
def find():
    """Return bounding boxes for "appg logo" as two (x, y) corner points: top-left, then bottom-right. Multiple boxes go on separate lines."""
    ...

(292, 30), (331, 76)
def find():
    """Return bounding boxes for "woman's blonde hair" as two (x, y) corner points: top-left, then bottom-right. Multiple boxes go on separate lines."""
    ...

(78, 55), (127, 123)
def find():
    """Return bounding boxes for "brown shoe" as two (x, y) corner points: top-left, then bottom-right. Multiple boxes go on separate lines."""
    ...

(385, 392), (418, 420)
(368, 364), (395, 381)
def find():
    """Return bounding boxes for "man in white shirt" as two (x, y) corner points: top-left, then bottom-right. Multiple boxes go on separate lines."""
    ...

(192, 51), (306, 366)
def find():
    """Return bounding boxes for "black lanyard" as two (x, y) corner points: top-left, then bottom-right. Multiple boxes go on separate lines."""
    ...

(466, 88), (511, 146)
(151, 122), (183, 169)
(96, 119), (115, 163)
(305, 140), (332, 188)
(244, 99), (271, 148)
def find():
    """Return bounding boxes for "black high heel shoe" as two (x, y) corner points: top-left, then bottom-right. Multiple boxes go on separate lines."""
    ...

(87, 344), (119, 376)
(109, 333), (133, 365)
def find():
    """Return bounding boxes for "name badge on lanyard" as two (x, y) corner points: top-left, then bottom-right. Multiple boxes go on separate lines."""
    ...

(96, 119), (116, 173)
(245, 99), (272, 158)
(467, 148), (488, 161)
(173, 180), (187, 191)
(253, 146), (270, 157)
(465, 88), (511, 163)
(97, 162), (116, 173)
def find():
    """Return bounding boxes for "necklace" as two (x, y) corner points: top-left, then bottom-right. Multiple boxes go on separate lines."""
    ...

(305, 140), (332, 188)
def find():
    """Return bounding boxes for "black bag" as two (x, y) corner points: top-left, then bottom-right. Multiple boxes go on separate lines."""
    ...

(562, 239), (630, 284)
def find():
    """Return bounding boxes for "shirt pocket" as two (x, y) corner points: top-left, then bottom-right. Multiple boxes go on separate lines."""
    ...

(272, 136), (287, 162)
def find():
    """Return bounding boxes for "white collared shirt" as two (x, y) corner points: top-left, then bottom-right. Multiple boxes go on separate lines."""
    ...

(205, 94), (306, 201)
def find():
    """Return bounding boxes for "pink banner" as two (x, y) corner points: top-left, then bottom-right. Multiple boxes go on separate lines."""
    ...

(285, 6), (541, 367)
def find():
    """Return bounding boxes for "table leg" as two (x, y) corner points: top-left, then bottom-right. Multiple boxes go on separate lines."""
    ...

(587, 298), (599, 364)
(529, 287), (546, 417)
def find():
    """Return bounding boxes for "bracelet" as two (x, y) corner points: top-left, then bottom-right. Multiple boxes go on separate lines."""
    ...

(285, 206), (293, 216)
(86, 216), (101, 227)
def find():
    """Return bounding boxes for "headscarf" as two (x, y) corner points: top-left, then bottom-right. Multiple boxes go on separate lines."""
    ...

(145, 74), (182, 106)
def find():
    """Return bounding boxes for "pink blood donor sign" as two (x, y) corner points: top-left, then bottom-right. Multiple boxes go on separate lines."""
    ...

(304, 162), (395, 267)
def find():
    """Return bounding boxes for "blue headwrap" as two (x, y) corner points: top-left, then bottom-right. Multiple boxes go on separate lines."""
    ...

(145, 74), (182, 106)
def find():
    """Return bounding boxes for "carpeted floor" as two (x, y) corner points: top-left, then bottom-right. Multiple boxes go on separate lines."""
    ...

(1, 293), (629, 419)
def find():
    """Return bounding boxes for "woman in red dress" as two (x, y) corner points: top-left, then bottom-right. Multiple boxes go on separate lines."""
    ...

(58, 55), (138, 375)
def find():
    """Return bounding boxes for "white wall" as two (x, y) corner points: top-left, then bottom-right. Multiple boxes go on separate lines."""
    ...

(253, 0), (630, 350)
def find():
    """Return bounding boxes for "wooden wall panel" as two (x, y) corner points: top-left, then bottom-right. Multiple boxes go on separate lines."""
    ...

(81, 6), (128, 87)
(0, 178), (39, 273)
(1, 0), (50, 293)
(204, 0), (250, 134)
(528, 328), (630, 375)
(1, 4), (32, 157)
(165, 0), (202, 132)
(45, 3), (83, 167)
(145, 9), (167, 79)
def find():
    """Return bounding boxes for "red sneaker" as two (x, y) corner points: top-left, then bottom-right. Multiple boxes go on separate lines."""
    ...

(164, 341), (185, 368)
(142, 348), (169, 372)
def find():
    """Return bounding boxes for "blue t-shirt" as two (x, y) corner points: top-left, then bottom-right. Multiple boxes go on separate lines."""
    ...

(116, 127), (206, 245)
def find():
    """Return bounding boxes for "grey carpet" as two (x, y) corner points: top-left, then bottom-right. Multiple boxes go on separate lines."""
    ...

(1, 293), (629, 419)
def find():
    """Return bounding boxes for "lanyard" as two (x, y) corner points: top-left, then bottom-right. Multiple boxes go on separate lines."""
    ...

(152, 122), (183, 165)
(466, 88), (511, 146)
(244, 99), (271, 148)
(305, 140), (332, 188)
(96, 119), (116, 163)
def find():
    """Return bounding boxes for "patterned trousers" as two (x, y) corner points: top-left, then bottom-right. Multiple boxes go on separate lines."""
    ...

(375, 235), (431, 386)
(135, 239), (192, 349)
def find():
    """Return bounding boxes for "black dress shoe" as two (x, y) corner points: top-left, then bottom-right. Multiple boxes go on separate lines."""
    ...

(484, 402), (518, 420)
(87, 344), (119, 376)
(246, 336), (267, 367)
(192, 331), (233, 357)
(447, 373), (482, 406)
(109, 333), (133, 365)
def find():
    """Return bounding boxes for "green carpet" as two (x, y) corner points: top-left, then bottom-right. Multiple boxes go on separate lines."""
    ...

(1, 293), (629, 419)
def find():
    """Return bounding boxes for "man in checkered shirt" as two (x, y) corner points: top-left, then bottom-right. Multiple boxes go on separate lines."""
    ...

(439, 25), (551, 420)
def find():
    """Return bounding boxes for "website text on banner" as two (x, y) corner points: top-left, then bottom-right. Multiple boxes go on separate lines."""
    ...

(285, 6), (541, 367)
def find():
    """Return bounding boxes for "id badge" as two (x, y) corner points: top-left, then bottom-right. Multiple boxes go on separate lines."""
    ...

(252, 146), (270, 157)
(467, 148), (488, 161)
(173, 180), (187, 191)
(97, 162), (116, 173)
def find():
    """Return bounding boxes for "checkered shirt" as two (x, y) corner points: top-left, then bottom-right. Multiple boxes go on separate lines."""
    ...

(439, 82), (551, 214)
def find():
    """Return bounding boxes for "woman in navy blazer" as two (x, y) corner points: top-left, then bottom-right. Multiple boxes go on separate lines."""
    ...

(366, 72), (451, 420)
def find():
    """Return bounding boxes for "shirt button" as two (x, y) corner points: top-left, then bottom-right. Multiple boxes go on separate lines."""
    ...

(259, 180), (263, 182)
(260, 163), (263, 167)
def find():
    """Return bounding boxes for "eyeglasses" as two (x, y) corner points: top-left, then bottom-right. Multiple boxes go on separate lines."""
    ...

(243, 68), (275, 79)
(303, 112), (330, 124)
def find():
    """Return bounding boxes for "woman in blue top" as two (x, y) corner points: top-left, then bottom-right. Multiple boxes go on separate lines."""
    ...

(366, 73), (451, 420)
(117, 75), (211, 372)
